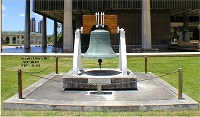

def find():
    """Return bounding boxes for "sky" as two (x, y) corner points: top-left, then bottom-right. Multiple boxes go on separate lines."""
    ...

(2, 0), (54, 35)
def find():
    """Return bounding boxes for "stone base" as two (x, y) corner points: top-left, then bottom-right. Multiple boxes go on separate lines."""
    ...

(62, 68), (137, 90)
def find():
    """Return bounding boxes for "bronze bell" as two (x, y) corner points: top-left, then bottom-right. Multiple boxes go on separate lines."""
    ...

(84, 29), (116, 59)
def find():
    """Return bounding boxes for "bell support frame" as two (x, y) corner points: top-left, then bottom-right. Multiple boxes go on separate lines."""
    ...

(118, 27), (128, 75)
(73, 27), (83, 75)
(73, 26), (128, 76)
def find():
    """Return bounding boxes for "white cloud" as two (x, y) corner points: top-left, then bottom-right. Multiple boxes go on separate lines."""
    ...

(19, 13), (25, 17)
(2, 5), (6, 17)
(2, 5), (6, 11)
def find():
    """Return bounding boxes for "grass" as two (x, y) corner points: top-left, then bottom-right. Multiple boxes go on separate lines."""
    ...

(1, 56), (200, 116)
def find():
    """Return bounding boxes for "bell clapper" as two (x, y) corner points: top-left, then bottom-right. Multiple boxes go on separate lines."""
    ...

(98, 59), (103, 70)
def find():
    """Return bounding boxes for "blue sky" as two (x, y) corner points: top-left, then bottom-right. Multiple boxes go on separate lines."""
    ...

(2, 0), (54, 35)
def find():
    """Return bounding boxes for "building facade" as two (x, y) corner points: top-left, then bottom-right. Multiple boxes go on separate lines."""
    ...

(30, 18), (36, 32)
(23, 0), (200, 51)
(38, 20), (43, 33)
(2, 32), (42, 45)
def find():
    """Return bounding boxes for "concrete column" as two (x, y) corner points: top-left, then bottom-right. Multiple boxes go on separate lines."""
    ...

(16, 37), (19, 44)
(142, 0), (152, 49)
(24, 0), (30, 49)
(42, 16), (47, 48)
(1, 37), (4, 48)
(62, 24), (64, 48)
(40, 36), (42, 44)
(0, 0), (2, 52)
(34, 38), (37, 45)
(63, 0), (73, 52)
(54, 21), (58, 48)
(9, 36), (13, 44)
(2, 37), (5, 42)
(19, 36), (22, 44)
(199, 28), (200, 40)
(198, 16), (200, 40)
(183, 16), (190, 42)
(32, 38), (34, 45)
(37, 38), (39, 45)
(35, 38), (37, 45)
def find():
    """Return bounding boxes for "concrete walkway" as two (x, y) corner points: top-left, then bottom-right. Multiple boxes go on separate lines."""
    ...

(4, 73), (198, 111)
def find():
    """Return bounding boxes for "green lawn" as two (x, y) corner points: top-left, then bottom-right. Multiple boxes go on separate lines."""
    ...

(1, 56), (200, 116)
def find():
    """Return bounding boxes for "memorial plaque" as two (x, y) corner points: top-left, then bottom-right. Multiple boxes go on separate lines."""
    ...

(88, 78), (111, 85)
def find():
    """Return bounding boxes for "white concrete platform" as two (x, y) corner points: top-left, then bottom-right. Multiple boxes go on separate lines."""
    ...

(3, 73), (199, 111)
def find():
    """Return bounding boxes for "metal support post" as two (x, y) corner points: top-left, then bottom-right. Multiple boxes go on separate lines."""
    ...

(178, 68), (183, 99)
(18, 69), (23, 99)
(145, 57), (148, 74)
(56, 56), (58, 74)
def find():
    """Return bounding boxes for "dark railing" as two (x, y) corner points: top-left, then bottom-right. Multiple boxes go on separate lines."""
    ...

(33, 0), (200, 12)
(13, 52), (193, 100)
